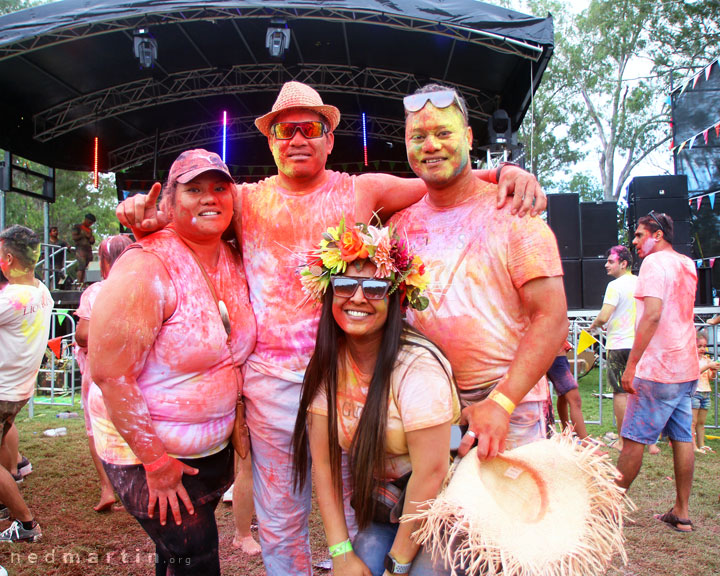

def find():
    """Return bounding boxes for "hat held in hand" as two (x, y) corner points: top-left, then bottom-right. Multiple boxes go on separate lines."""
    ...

(406, 432), (633, 576)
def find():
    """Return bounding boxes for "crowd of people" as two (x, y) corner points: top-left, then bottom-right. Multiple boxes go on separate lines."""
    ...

(0, 80), (717, 575)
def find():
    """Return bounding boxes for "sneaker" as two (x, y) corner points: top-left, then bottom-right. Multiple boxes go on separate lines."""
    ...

(222, 484), (234, 503)
(17, 457), (32, 478)
(0, 520), (42, 543)
(0, 507), (9, 521)
(11, 472), (22, 485)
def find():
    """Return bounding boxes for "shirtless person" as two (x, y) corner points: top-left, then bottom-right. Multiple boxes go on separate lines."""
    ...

(116, 81), (544, 575)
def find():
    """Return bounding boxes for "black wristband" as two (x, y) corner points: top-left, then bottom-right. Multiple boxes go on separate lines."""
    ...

(495, 161), (519, 184)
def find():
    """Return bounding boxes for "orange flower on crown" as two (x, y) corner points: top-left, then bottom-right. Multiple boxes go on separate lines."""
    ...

(339, 227), (369, 262)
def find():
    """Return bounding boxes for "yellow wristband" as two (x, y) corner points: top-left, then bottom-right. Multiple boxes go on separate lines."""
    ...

(488, 389), (516, 415)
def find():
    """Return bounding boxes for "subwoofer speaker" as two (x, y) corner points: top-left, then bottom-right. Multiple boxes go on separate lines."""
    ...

(560, 259), (582, 310)
(582, 259), (609, 309)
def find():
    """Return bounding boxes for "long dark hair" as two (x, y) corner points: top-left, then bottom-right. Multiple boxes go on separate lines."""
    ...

(292, 283), (442, 529)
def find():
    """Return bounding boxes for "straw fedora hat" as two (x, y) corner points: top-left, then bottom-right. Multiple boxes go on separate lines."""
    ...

(255, 81), (341, 137)
(406, 432), (632, 576)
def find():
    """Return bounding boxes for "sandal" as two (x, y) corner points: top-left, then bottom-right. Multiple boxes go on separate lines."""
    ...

(654, 508), (694, 533)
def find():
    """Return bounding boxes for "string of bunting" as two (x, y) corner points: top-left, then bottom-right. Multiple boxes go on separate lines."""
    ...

(670, 57), (720, 153)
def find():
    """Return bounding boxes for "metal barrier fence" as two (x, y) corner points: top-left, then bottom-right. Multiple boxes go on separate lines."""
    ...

(31, 309), (78, 417)
(566, 313), (719, 429)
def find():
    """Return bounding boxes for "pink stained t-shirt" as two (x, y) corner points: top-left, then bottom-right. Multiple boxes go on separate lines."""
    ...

(309, 336), (459, 481)
(88, 229), (257, 464)
(240, 171), (356, 381)
(634, 249), (699, 384)
(390, 183), (563, 400)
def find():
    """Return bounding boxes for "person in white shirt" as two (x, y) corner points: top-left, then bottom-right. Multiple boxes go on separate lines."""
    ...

(0, 225), (54, 542)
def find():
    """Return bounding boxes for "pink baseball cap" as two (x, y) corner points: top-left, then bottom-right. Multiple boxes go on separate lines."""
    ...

(167, 149), (234, 185)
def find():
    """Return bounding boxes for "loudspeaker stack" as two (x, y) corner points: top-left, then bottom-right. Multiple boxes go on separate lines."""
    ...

(547, 194), (618, 310)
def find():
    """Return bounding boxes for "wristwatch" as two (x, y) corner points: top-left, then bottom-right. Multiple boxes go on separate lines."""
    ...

(384, 554), (412, 574)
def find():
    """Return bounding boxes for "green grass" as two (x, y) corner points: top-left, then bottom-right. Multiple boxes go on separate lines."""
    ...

(3, 382), (720, 575)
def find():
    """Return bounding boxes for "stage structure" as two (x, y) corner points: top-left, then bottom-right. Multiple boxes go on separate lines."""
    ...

(671, 56), (720, 297)
(0, 0), (554, 204)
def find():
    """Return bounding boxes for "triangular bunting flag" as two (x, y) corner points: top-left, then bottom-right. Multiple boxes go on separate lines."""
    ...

(248, 166), (255, 175)
(697, 196), (702, 210)
(693, 72), (701, 88)
(697, 260), (702, 268)
(47, 336), (63, 359)
(689, 135), (697, 149)
(706, 63), (714, 81)
(576, 330), (598, 355)
(710, 193), (716, 210)
(710, 258), (716, 268)
(704, 129), (710, 145)
(715, 122), (720, 138)
(679, 141), (687, 152)
(55, 309), (69, 326)
(680, 79), (690, 94)
(688, 198), (693, 205)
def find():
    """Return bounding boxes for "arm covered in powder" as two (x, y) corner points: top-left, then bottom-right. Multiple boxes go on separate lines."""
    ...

(89, 250), (199, 526)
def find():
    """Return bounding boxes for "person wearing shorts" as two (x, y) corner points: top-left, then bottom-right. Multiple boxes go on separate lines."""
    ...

(616, 213), (698, 533)
(590, 246), (645, 452)
(546, 340), (588, 439)
(0, 225), (54, 542)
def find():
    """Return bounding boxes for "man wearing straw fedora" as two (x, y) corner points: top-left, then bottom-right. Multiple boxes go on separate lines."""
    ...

(116, 80), (544, 575)
(616, 212), (699, 533)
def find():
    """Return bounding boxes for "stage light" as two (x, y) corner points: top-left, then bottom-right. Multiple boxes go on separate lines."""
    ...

(362, 113), (368, 167)
(488, 109), (512, 146)
(133, 28), (158, 69)
(266, 20), (290, 59)
(93, 137), (99, 188)
(222, 110), (227, 163)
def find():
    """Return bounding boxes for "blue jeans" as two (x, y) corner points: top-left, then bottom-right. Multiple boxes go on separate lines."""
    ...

(353, 521), (450, 576)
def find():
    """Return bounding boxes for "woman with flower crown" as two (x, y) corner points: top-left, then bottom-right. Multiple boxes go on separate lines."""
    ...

(292, 218), (459, 576)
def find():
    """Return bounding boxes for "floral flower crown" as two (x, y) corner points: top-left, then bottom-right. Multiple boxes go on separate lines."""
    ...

(300, 217), (429, 311)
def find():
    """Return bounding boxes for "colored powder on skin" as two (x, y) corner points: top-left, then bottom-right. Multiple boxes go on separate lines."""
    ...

(641, 236), (657, 255)
(191, 217), (197, 226)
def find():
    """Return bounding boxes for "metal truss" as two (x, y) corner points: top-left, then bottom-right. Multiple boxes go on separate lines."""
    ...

(0, 4), (544, 63)
(108, 112), (407, 171)
(34, 64), (495, 142)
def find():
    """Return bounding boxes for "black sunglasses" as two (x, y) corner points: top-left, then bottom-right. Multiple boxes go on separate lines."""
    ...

(330, 276), (391, 300)
(647, 211), (666, 234)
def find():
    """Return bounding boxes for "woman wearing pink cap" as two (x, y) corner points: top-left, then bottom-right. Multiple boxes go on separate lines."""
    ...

(89, 149), (256, 575)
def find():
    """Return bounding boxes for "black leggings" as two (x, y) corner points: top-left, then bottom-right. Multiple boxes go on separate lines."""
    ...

(103, 444), (234, 576)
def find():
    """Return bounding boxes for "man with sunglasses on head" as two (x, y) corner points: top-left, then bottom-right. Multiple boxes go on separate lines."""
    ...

(116, 80), (545, 576)
(615, 212), (698, 533)
(390, 84), (568, 475)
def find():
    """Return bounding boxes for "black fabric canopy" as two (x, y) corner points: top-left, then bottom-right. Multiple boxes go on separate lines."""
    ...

(0, 0), (553, 185)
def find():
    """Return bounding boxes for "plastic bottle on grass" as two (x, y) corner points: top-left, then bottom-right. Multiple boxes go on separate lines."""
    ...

(43, 427), (67, 437)
(56, 412), (79, 419)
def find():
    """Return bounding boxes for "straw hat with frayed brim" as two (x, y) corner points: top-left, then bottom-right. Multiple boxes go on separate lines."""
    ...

(405, 432), (634, 576)
(254, 81), (341, 137)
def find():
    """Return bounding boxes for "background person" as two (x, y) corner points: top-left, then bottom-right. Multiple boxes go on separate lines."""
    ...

(114, 81), (547, 576)
(89, 150), (257, 574)
(71, 213), (96, 285)
(546, 340), (589, 439)
(588, 246), (660, 453)
(616, 212), (698, 533)
(0, 225), (53, 543)
(74, 234), (132, 512)
(48, 226), (68, 288)
(293, 220), (458, 576)
(692, 329), (719, 453)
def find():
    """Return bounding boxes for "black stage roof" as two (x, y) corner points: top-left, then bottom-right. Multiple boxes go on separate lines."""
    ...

(0, 0), (553, 185)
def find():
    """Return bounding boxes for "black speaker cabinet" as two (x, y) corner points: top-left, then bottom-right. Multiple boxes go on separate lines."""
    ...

(672, 220), (692, 247)
(580, 202), (618, 258)
(629, 175), (688, 199)
(632, 197), (691, 226)
(697, 266), (713, 306)
(548, 194), (580, 259)
(560, 259), (582, 310)
(582, 258), (609, 309)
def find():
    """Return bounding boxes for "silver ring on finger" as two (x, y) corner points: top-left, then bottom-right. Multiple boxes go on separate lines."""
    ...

(465, 430), (477, 439)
